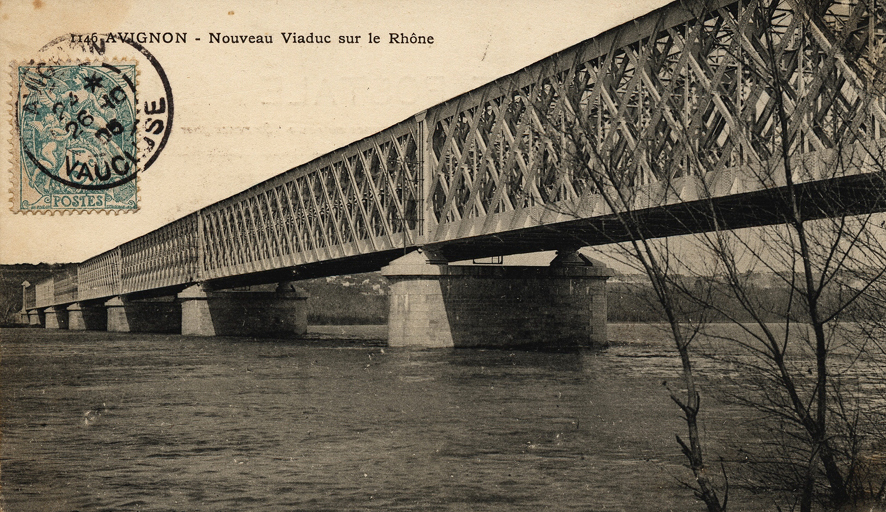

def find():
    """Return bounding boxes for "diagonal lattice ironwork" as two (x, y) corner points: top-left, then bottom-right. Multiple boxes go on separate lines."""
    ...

(23, 284), (36, 310)
(425, 0), (886, 242)
(35, 278), (54, 309)
(199, 119), (420, 281)
(120, 214), (200, 295)
(77, 248), (121, 302)
(26, 0), (886, 308)
(53, 266), (78, 304)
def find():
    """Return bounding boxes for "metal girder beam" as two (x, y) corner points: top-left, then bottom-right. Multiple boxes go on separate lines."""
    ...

(432, 172), (886, 263)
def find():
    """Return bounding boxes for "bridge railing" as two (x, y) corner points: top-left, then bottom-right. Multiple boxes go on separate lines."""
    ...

(200, 117), (422, 280)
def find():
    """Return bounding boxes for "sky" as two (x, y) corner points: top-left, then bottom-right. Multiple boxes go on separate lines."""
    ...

(0, 0), (670, 264)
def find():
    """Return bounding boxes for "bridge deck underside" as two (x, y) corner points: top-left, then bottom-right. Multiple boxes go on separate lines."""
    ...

(434, 173), (886, 262)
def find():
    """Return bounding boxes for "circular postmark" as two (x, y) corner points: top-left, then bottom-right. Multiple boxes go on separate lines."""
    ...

(38, 34), (175, 176)
(11, 34), (175, 212)
(17, 62), (138, 192)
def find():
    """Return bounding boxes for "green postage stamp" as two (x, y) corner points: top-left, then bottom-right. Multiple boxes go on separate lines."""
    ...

(11, 61), (138, 213)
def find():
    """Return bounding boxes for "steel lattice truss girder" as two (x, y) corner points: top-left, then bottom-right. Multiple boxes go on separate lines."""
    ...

(425, 0), (886, 242)
(31, 0), (886, 307)
(198, 119), (421, 281)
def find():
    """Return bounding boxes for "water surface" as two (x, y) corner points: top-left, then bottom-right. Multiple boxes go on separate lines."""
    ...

(2, 325), (771, 511)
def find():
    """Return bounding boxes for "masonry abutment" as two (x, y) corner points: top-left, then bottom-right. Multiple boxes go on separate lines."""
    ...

(178, 283), (309, 337)
(105, 296), (181, 333)
(14, 310), (29, 325)
(67, 302), (108, 331)
(381, 249), (613, 348)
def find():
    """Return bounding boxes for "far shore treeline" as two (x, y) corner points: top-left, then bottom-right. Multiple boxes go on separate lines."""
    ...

(0, 265), (813, 327)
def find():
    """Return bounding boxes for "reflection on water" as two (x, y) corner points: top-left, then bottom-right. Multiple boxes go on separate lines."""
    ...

(1, 326), (770, 511)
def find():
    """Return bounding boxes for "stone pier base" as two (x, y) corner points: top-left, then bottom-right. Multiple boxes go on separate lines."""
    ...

(178, 284), (309, 337)
(28, 309), (44, 327)
(105, 297), (181, 333)
(381, 250), (613, 348)
(44, 306), (69, 329)
(67, 302), (107, 331)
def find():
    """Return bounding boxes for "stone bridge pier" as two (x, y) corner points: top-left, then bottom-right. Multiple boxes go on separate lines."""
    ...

(105, 296), (181, 333)
(22, 283), (310, 338)
(92, 283), (310, 337)
(381, 249), (613, 348)
(178, 283), (309, 337)
(43, 306), (69, 329)
(67, 302), (108, 331)
(28, 309), (45, 327)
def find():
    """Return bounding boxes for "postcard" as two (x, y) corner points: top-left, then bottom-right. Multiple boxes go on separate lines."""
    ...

(13, 2), (875, 511)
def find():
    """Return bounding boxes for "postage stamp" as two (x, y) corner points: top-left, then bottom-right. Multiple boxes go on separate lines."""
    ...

(11, 60), (138, 213)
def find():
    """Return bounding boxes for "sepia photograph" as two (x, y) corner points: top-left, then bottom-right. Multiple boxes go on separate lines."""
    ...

(2, 0), (886, 510)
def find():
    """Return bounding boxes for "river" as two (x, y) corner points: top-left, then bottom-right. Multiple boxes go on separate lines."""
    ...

(1, 325), (781, 511)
